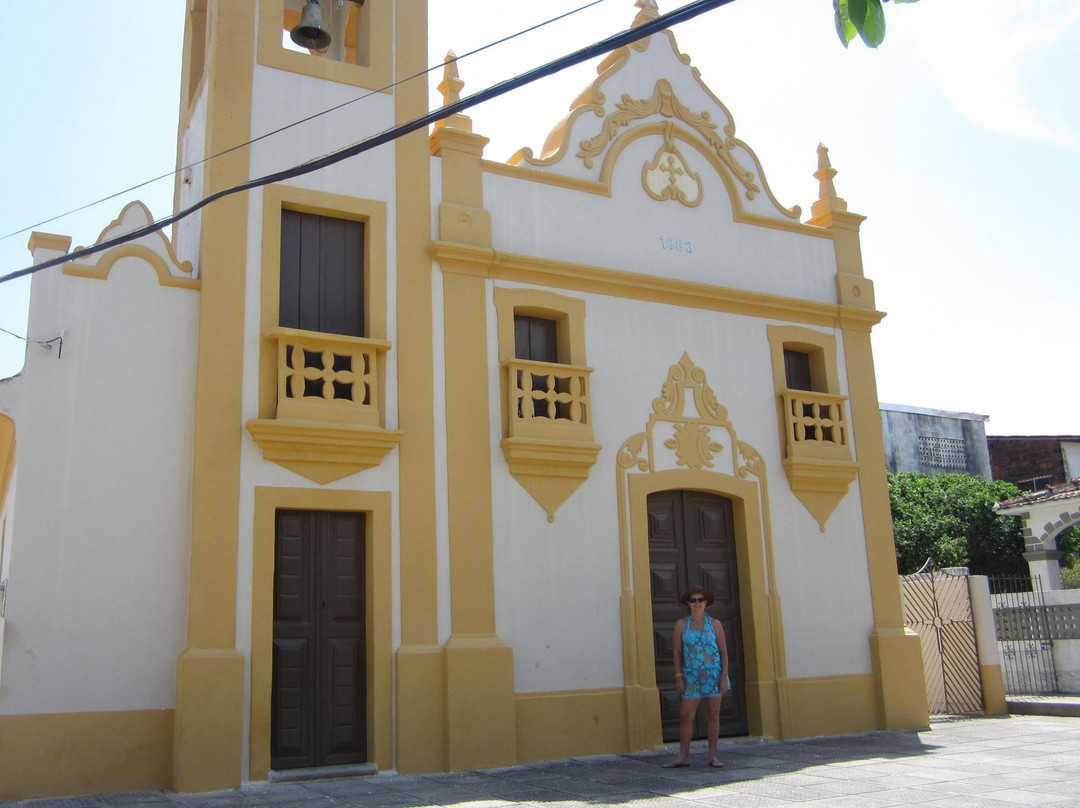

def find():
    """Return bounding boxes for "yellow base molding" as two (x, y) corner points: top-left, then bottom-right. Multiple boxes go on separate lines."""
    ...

(781, 455), (858, 531)
(775, 675), (878, 739)
(515, 689), (629, 763)
(870, 627), (931, 731)
(500, 436), (601, 521)
(445, 636), (517, 771)
(0, 710), (173, 800)
(981, 664), (1007, 716)
(623, 684), (664, 753)
(173, 648), (245, 794)
(395, 644), (448, 774)
(246, 418), (403, 484)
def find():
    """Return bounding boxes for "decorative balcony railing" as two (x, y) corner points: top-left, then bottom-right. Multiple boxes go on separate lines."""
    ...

(505, 359), (594, 442)
(268, 326), (390, 426)
(781, 390), (851, 460)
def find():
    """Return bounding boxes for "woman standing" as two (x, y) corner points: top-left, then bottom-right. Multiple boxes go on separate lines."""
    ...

(664, 586), (729, 769)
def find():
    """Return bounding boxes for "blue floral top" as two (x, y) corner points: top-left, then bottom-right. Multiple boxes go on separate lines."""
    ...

(681, 617), (722, 698)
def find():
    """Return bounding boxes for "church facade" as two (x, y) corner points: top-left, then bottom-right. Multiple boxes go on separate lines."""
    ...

(0, 0), (927, 798)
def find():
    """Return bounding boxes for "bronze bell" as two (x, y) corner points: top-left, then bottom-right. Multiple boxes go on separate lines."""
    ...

(290, 0), (332, 51)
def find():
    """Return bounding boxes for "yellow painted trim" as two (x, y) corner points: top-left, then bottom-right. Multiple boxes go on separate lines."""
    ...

(515, 689), (628, 762)
(433, 242), (883, 330)
(774, 675), (880, 738)
(0, 710), (173, 800)
(174, 0), (209, 245)
(258, 186), (388, 422)
(256, 0), (392, 91)
(174, 0), (255, 792)
(393, 0), (445, 775)
(500, 437), (601, 522)
(841, 322), (930, 730)
(442, 269), (498, 637)
(765, 325), (855, 530)
(440, 270), (519, 769)
(179, 0), (208, 116)
(26, 232), (71, 255)
(484, 158), (822, 240)
(0, 414), (14, 515)
(493, 287), (587, 366)
(490, 288), (598, 520)
(62, 200), (197, 289)
(766, 325), (841, 394)
(249, 487), (394, 781)
(505, 29), (802, 227)
(613, 355), (792, 743)
(245, 418), (403, 483)
(62, 244), (200, 290)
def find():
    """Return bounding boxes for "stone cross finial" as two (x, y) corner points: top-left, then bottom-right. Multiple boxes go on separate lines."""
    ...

(438, 50), (464, 107)
(633, 0), (660, 27)
(812, 143), (847, 213)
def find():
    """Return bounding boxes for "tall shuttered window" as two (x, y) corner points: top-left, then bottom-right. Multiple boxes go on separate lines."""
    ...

(280, 210), (365, 337)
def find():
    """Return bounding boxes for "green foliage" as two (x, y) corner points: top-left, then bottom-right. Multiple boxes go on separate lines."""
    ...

(834, 0), (921, 49)
(1063, 563), (1080, 590)
(1059, 525), (1080, 570)
(888, 472), (1028, 577)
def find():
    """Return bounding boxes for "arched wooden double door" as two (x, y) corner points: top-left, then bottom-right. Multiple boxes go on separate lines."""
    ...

(649, 490), (748, 741)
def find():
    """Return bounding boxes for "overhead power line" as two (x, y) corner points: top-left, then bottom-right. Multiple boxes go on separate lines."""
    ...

(0, 0), (734, 286)
(0, 0), (610, 244)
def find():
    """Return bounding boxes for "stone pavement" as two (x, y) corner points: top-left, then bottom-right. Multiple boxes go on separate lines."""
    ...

(5, 714), (1080, 808)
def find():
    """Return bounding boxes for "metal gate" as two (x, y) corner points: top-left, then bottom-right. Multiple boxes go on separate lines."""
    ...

(988, 575), (1058, 695)
(900, 569), (983, 714)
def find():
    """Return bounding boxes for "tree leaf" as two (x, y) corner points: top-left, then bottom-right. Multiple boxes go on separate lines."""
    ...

(859, 0), (887, 48)
(833, 0), (858, 47)
(848, 0), (869, 31)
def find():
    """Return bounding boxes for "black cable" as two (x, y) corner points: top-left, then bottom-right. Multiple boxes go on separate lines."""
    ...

(0, 0), (733, 286)
(0, 0), (611, 243)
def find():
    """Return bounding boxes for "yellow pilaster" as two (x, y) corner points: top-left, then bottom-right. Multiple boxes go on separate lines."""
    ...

(431, 73), (517, 770)
(172, 0), (255, 792)
(393, 0), (447, 774)
(810, 145), (929, 731)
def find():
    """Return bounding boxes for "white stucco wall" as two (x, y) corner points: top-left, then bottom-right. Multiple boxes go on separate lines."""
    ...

(0, 256), (198, 714)
(486, 277), (876, 692)
(484, 161), (838, 307)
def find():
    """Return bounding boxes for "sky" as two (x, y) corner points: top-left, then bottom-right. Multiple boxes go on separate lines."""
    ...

(0, 0), (1077, 436)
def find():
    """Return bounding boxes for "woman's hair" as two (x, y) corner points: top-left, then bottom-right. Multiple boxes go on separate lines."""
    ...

(680, 586), (714, 606)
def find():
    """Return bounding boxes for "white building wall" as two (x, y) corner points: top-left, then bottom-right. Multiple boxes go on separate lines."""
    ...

(487, 277), (875, 693)
(0, 258), (198, 714)
(485, 159), (838, 306)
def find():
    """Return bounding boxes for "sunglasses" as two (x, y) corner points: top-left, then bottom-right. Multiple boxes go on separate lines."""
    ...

(688, 596), (707, 603)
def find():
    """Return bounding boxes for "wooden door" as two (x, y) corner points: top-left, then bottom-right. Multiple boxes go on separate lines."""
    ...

(649, 490), (748, 741)
(272, 510), (367, 770)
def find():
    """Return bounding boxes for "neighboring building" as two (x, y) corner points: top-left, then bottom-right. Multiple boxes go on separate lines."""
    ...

(880, 403), (991, 479)
(995, 480), (1080, 590)
(0, 0), (928, 799)
(989, 435), (1080, 492)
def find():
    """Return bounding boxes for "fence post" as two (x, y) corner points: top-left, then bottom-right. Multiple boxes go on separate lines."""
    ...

(968, 575), (1006, 714)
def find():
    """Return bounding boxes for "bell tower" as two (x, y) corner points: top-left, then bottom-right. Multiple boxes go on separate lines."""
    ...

(171, 0), (432, 791)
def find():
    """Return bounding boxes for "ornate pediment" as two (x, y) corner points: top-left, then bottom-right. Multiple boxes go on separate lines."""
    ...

(617, 352), (765, 480)
(506, 7), (799, 221)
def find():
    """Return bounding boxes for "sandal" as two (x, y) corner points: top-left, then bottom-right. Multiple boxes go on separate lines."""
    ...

(663, 760), (690, 768)
(709, 759), (724, 768)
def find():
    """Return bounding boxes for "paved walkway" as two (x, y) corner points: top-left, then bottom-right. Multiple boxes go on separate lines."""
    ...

(6, 714), (1080, 808)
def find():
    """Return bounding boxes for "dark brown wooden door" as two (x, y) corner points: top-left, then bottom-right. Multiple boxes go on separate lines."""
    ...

(272, 510), (367, 770)
(649, 490), (748, 741)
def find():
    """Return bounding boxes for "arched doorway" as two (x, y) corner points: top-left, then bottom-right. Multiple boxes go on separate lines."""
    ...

(648, 489), (748, 740)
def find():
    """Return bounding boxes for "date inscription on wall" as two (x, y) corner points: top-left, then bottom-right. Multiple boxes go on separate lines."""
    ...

(659, 236), (694, 254)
